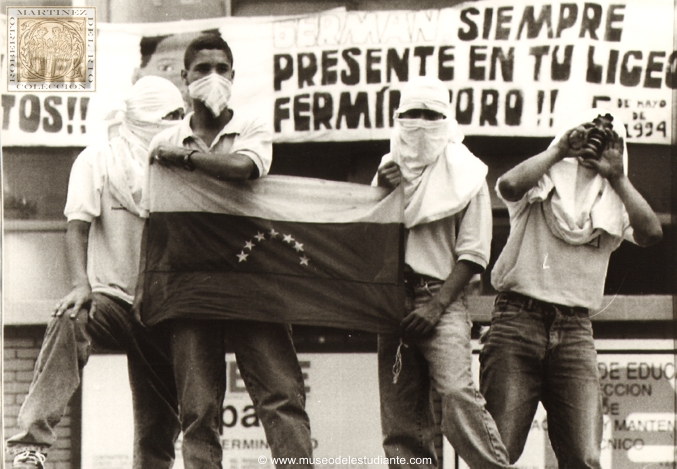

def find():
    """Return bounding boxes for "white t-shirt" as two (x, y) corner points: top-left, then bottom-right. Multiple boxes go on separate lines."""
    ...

(491, 180), (633, 310)
(64, 143), (145, 305)
(406, 181), (492, 280)
(148, 110), (273, 178)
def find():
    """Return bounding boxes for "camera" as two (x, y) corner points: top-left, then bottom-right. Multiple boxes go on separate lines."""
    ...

(580, 113), (614, 160)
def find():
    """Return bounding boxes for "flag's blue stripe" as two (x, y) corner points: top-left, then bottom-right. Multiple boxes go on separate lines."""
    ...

(146, 212), (404, 284)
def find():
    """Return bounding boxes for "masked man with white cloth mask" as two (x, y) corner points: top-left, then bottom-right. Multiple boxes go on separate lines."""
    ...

(7, 76), (185, 469)
(479, 110), (662, 468)
(374, 77), (512, 469)
(148, 34), (313, 469)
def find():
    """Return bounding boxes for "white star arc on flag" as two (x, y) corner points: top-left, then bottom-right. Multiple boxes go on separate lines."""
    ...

(237, 251), (249, 262)
(235, 228), (310, 266)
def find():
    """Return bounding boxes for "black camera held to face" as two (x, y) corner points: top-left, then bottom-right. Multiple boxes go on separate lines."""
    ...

(580, 113), (614, 160)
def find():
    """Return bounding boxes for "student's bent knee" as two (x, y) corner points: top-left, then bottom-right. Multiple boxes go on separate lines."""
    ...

(47, 313), (79, 335)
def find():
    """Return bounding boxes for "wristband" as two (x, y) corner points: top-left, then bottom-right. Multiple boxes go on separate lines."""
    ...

(183, 149), (197, 171)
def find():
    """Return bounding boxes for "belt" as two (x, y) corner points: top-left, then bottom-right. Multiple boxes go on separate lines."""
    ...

(495, 291), (588, 316)
(403, 271), (443, 288)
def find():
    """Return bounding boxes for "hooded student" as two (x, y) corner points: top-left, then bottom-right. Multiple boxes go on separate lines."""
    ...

(374, 76), (512, 469)
(480, 109), (663, 468)
(7, 76), (185, 469)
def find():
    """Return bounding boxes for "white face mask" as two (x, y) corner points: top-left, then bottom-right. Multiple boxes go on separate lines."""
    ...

(124, 116), (181, 148)
(391, 117), (450, 181)
(188, 74), (233, 117)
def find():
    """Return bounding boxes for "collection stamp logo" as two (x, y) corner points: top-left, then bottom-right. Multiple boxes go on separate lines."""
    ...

(6, 7), (96, 91)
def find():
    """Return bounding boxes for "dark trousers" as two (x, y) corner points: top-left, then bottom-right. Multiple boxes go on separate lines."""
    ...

(7, 293), (180, 469)
(169, 319), (313, 469)
(480, 292), (603, 468)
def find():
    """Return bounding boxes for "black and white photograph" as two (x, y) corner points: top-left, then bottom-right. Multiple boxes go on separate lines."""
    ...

(2, 1), (676, 468)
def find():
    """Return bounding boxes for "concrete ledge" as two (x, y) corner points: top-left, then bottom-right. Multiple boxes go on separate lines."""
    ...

(4, 220), (67, 232)
(4, 295), (674, 326)
(4, 300), (57, 325)
(468, 295), (674, 323)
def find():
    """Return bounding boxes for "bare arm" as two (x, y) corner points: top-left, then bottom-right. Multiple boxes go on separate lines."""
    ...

(53, 220), (95, 319)
(401, 260), (482, 337)
(609, 177), (663, 246)
(151, 143), (258, 180)
(580, 134), (663, 247)
(498, 126), (587, 202)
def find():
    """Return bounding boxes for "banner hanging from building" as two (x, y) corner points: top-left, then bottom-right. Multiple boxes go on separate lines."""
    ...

(2, 0), (674, 146)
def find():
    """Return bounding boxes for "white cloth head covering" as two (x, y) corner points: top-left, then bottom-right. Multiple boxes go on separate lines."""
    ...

(396, 75), (453, 117)
(106, 76), (184, 216)
(387, 76), (486, 228)
(531, 108), (629, 244)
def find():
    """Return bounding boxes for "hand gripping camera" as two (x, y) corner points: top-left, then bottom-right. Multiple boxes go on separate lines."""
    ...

(580, 113), (614, 160)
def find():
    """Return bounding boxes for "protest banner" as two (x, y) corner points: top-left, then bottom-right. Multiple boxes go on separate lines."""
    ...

(3, 0), (674, 146)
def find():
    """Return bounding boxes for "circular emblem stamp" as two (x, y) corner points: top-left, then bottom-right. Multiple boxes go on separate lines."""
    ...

(7, 8), (95, 91)
(18, 18), (86, 81)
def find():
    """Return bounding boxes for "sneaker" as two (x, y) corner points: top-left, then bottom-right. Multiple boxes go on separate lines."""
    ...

(12, 450), (47, 469)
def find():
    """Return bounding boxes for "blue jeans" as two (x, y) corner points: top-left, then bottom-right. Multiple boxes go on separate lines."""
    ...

(169, 319), (312, 469)
(378, 279), (510, 469)
(479, 292), (602, 468)
(6, 293), (180, 469)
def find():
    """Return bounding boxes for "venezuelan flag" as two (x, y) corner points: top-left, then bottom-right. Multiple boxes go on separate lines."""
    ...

(136, 165), (405, 333)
